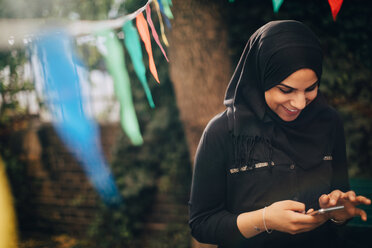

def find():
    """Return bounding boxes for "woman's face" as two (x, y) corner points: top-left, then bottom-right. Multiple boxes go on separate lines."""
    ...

(264, 68), (318, 122)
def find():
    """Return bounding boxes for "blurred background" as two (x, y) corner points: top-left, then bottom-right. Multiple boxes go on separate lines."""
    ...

(0, 0), (371, 247)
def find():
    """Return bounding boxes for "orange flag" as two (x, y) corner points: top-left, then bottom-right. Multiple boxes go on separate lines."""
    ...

(136, 12), (160, 83)
(328, 0), (343, 21)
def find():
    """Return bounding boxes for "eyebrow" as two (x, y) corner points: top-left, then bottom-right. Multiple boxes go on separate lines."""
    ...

(278, 81), (318, 90)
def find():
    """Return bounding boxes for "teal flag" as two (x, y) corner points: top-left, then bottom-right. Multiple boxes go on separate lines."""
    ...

(272, 0), (284, 13)
(96, 29), (143, 146)
(122, 21), (155, 108)
(161, 0), (174, 19)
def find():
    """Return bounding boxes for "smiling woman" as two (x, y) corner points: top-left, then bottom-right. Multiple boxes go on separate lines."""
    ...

(265, 68), (318, 122)
(188, 20), (371, 248)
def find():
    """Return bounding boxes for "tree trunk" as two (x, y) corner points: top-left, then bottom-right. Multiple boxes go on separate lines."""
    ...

(168, 1), (231, 247)
(169, 0), (231, 162)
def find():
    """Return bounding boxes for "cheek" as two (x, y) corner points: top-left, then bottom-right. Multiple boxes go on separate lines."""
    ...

(264, 91), (276, 109)
(265, 91), (288, 110)
(307, 90), (318, 102)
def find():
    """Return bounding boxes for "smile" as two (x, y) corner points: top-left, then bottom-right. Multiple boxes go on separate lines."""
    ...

(283, 106), (300, 115)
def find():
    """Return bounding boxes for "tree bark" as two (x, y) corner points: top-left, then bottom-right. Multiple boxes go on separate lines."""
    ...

(168, 1), (232, 247)
(168, 0), (232, 163)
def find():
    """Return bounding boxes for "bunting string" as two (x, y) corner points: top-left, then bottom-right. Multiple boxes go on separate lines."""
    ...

(0, 0), (156, 50)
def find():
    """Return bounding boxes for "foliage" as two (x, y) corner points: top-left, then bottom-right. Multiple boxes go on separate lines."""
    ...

(77, 1), (192, 246)
(226, 0), (372, 178)
(1, 0), (192, 247)
(0, 50), (32, 123)
(82, 44), (191, 247)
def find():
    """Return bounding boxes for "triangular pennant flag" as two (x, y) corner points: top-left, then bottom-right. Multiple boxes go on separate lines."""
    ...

(122, 21), (155, 108)
(157, 0), (172, 29)
(328, 0), (343, 21)
(157, 0), (165, 13)
(0, 156), (18, 248)
(152, 0), (169, 46)
(34, 30), (121, 205)
(272, 0), (284, 13)
(162, 11), (172, 29)
(96, 29), (144, 145)
(146, 5), (169, 62)
(161, 0), (174, 19)
(136, 12), (160, 83)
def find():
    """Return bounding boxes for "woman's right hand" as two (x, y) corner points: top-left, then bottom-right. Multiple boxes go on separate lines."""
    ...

(265, 200), (327, 234)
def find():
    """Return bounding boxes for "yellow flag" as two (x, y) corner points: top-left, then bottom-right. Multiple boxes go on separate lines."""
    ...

(0, 156), (18, 248)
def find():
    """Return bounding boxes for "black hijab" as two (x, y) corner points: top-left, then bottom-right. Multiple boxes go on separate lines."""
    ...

(224, 20), (336, 170)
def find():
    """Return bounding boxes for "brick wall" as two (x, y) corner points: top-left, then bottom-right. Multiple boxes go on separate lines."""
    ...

(3, 118), (189, 241)
(15, 122), (121, 235)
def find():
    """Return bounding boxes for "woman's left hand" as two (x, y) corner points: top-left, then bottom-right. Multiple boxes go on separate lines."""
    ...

(319, 190), (371, 222)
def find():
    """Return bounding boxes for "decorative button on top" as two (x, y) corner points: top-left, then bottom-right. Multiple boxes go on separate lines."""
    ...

(290, 164), (295, 170)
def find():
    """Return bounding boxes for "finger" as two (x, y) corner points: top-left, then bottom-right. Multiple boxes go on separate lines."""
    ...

(306, 208), (314, 214)
(319, 194), (330, 206)
(284, 200), (306, 213)
(293, 212), (325, 224)
(329, 190), (342, 205)
(343, 191), (356, 202)
(354, 208), (368, 221)
(354, 196), (371, 205)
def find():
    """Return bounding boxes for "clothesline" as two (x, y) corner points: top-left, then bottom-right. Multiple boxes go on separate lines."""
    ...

(0, 0), (153, 50)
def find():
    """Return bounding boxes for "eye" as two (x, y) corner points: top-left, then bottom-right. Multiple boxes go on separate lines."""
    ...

(305, 83), (318, 92)
(278, 87), (293, 94)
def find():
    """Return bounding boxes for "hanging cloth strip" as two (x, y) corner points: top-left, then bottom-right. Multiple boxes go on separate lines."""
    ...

(272, 0), (284, 13)
(146, 4), (169, 62)
(123, 21), (155, 108)
(157, 0), (172, 28)
(152, 0), (169, 46)
(136, 12), (160, 83)
(33, 30), (121, 205)
(161, 0), (174, 19)
(328, 0), (344, 21)
(96, 29), (144, 145)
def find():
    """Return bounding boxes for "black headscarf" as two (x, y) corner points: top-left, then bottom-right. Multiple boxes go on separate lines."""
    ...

(224, 20), (336, 170)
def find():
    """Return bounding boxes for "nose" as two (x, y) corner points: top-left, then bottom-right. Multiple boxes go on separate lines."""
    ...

(290, 92), (306, 110)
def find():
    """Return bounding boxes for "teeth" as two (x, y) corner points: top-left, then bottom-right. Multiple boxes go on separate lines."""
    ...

(285, 106), (297, 112)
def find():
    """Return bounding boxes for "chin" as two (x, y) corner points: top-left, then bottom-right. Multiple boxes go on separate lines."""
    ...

(279, 114), (299, 122)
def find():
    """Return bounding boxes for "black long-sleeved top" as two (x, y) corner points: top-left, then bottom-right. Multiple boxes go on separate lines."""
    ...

(189, 110), (349, 248)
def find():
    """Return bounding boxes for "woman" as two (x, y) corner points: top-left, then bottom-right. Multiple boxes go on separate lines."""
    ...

(189, 20), (370, 248)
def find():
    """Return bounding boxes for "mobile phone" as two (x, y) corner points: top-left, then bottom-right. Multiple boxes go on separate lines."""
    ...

(307, 205), (344, 215)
